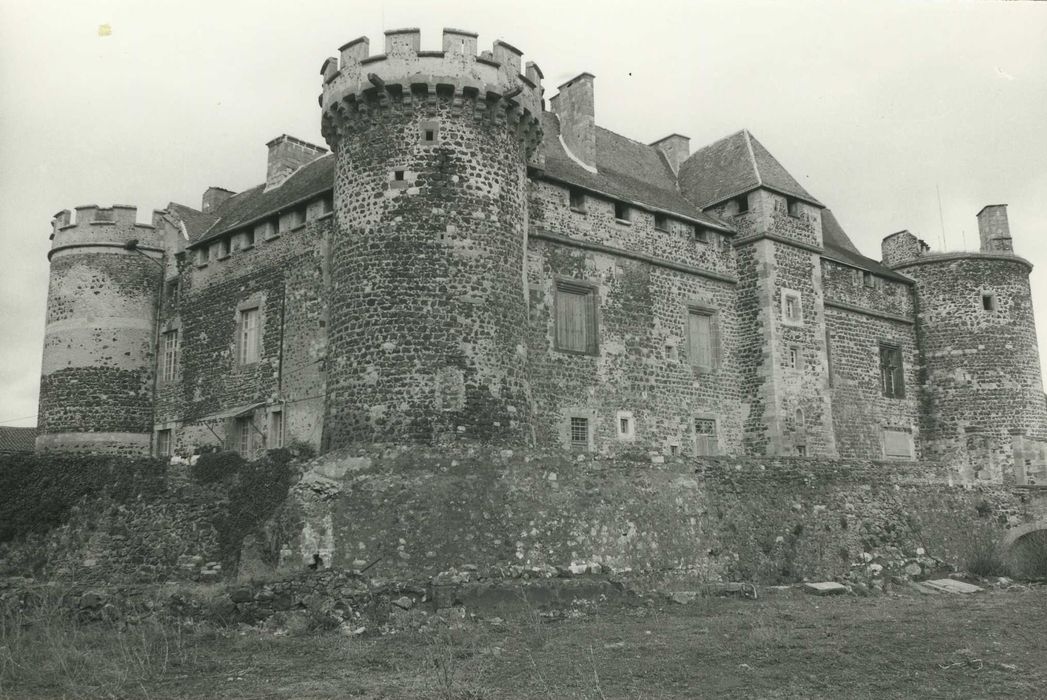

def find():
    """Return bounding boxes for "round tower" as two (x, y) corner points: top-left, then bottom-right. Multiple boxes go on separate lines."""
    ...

(37, 205), (165, 454)
(882, 206), (1047, 483)
(318, 28), (544, 448)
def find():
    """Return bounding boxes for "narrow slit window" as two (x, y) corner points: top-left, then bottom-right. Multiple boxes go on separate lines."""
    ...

(879, 343), (905, 399)
(239, 307), (260, 364)
(788, 346), (799, 369)
(160, 329), (179, 382)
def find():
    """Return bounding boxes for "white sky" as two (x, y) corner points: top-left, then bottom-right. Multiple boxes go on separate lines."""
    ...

(1, 0), (1046, 428)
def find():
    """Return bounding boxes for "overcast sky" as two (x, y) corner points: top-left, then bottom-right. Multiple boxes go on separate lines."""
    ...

(1, 0), (1046, 428)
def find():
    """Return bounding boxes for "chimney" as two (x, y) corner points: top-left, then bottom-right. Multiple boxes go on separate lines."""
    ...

(265, 135), (328, 191)
(651, 134), (690, 175)
(881, 230), (929, 267)
(549, 73), (596, 170)
(201, 187), (234, 214)
(977, 204), (1012, 253)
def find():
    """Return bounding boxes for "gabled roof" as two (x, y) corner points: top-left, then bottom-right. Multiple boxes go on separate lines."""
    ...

(537, 113), (731, 231)
(821, 209), (912, 283)
(189, 155), (335, 247)
(166, 202), (219, 241)
(679, 129), (822, 209)
(0, 427), (36, 453)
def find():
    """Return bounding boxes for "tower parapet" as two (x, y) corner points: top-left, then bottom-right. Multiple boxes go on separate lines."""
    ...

(319, 28), (543, 154)
(318, 29), (542, 448)
(37, 205), (167, 454)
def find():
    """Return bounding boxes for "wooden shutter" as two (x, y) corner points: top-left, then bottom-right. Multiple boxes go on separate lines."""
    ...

(556, 285), (592, 353)
(688, 311), (713, 370)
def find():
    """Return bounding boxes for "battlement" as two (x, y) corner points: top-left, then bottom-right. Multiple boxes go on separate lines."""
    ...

(49, 204), (165, 257)
(320, 28), (544, 147)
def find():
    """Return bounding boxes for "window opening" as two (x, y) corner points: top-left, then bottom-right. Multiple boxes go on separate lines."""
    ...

(555, 282), (598, 354)
(156, 429), (172, 457)
(788, 346), (799, 370)
(879, 343), (905, 398)
(270, 410), (284, 449)
(569, 188), (586, 212)
(614, 201), (630, 222)
(783, 291), (803, 325)
(239, 308), (260, 364)
(694, 227), (710, 244)
(694, 418), (718, 456)
(735, 194), (749, 214)
(236, 416), (253, 457)
(863, 271), (876, 288)
(687, 308), (717, 371)
(654, 213), (668, 231)
(787, 197), (802, 218)
(161, 330), (179, 382)
(982, 293), (996, 311)
(570, 417), (589, 450)
(394, 170), (405, 181)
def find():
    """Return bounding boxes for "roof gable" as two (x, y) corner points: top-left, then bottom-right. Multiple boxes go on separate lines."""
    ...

(0, 427), (37, 453)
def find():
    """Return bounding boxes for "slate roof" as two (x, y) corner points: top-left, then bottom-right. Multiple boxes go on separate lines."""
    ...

(189, 155), (335, 247)
(0, 427), (37, 453)
(166, 202), (219, 241)
(821, 209), (912, 283)
(537, 113), (732, 231)
(678, 130), (822, 209)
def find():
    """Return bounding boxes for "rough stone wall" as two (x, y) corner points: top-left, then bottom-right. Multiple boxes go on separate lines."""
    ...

(38, 207), (164, 454)
(272, 446), (1037, 585)
(822, 260), (920, 458)
(900, 255), (1047, 482)
(527, 180), (740, 455)
(322, 95), (535, 448)
(154, 215), (330, 454)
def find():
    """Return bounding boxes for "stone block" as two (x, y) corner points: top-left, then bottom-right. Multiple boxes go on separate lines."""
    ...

(804, 581), (848, 596)
(922, 579), (982, 595)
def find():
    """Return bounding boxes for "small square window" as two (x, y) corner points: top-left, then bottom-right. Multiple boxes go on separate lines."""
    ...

(425, 129), (435, 141)
(669, 443), (679, 456)
(796, 445), (807, 457)
(982, 293), (996, 311)
(654, 213), (668, 231)
(694, 227), (710, 245)
(569, 188), (586, 212)
(570, 417), (589, 450)
(735, 194), (750, 214)
(616, 410), (635, 440)
(863, 271), (876, 288)
(394, 170), (405, 181)
(787, 197), (802, 218)
(614, 201), (630, 222)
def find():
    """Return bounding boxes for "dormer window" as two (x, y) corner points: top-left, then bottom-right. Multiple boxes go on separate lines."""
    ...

(787, 196), (802, 218)
(735, 194), (750, 214)
(614, 201), (631, 223)
(694, 227), (710, 245)
(654, 213), (668, 231)
(569, 188), (586, 213)
(863, 271), (876, 288)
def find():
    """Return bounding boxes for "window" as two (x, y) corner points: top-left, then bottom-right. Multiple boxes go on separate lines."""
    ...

(664, 344), (677, 362)
(569, 188), (586, 212)
(156, 429), (172, 457)
(863, 271), (876, 288)
(616, 411), (635, 440)
(795, 445), (807, 457)
(654, 213), (668, 231)
(570, 417), (589, 451)
(879, 343), (905, 398)
(794, 408), (805, 430)
(787, 197), (802, 218)
(687, 307), (718, 372)
(239, 307), (260, 364)
(244, 229), (255, 247)
(787, 346), (799, 370)
(218, 238), (230, 259)
(694, 227), (710, 245)
(614, 201), (630, 222)
(555, 281), (598, 354)
(394, 170), (405, 181)
(982, 293), (996, 311)
(694, 418), (718, 456)
(825, 328), (834, 387)
(196, 249), (208, 267)
(236, 416), (253, 457)
(782, 290), (803, 325)
(735, 194), (749, 214)
(160, 330), (179, 382)
(269, 410), (284, 449)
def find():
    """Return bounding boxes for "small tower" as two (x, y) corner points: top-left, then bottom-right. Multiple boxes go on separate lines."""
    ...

(37, 205), (166, 454)
(882, 205), (1047, 483)
(318, 28), (544, 448)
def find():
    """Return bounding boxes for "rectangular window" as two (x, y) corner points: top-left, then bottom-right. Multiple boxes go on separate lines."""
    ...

(879, 343), (905, 398)
(269, 410), (284, 449)
(236, 416), (253, 458)
(782, 290), (803, 325)
(735, 194), (749, 214)
(218, 238), (230, 259)
(654, 213), (668, 231)
(569, 188), (586, 212)
(244, 229), (255, 247)
(787, 346), (799, 369)
(616, 410), (635, 440)
(982, 293), (996, 311)
(694, 227), (710, 245)
(570, 417), (589, 450)
(555, 282), (598, 354)
(787, 197), (802, 218)
(614, 201), (630, 222)
(863, 271), (876, 288)
(156, 429), (172, 457)
(694, 418), (719, 456)
(687, 308), (718, 371)
(239, 308), (260, 364)
(160, 330), (179, 382)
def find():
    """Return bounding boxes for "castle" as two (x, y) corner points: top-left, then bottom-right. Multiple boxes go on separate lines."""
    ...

(36, 28), (1047, 485)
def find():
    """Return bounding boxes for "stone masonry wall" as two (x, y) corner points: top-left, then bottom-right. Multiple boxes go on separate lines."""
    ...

(323, 94), (535, 448)
(901, 256), (1047, 482)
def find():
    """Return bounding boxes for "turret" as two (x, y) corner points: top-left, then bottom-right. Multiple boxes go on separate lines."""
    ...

(318, 28), (543, 448)
(37, 205), (166, 454)
(881, 205), (1047, 483)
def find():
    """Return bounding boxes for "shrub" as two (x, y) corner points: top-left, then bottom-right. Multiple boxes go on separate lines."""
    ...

(963, 528), (1010, 578)
(190, 450), (245, 484)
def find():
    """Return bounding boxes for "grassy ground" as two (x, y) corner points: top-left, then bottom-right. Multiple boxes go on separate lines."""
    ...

(3, 585), (1046, 699)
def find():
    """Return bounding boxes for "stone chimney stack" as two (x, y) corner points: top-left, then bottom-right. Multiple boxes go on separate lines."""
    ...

(265, 135), (328, 191)
(977, 204), (1013, 253)
(881, 230), (929, 267)
(651, 134), (690, 175)
(201, 187), (234, 214)
(549, 73), (596, 170)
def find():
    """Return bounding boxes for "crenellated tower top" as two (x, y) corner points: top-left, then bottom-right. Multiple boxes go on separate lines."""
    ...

(319, 27), (544, 154)
(49, 205), (166, 261)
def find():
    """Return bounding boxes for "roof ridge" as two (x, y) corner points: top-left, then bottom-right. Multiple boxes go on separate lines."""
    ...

(594, 124), (664, 151)
(690, 128), (748, 156)
(742, 130), (762, 185)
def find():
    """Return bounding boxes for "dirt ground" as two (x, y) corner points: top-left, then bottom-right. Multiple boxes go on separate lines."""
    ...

(3, 585), (1047, 699)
